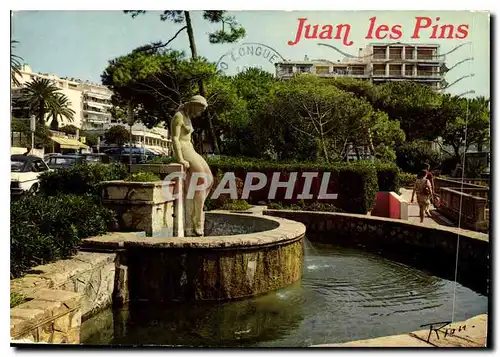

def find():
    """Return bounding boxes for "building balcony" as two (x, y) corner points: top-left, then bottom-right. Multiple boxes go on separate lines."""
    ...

(405, 72), (441, 78)
(83, 108), (111, 116)
(85, 115), (109, 123)
(277, 71), (294, 78)
(317, 72), (369, 78)
(85, 100), (112, 108)
(407, 55), (442, 62)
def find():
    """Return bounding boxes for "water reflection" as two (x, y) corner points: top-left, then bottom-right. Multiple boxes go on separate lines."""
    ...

(82, 242), (487, 347)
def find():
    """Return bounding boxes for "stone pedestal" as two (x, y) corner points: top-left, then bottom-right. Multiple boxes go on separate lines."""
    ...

(101, 180), (180, 237)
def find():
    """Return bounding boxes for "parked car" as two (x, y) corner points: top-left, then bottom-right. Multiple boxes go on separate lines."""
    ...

(43, 153), (62, 162)
(11, 155), (51, 196)
(79, 153), (114, 164)
(104, 147), (156, 164)
(46, 155), (85, 170)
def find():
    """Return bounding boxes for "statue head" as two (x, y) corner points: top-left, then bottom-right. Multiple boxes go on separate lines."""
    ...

(184, 95), (208, 118)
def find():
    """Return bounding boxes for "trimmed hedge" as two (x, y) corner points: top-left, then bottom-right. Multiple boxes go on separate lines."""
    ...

(125, 172), (161, 182)
(10, 194), (117, 278)
(204, 156), (378, 214)
(375, 162), (401, 192)
(39, 163), (128, 198)
(267, 201), (344, 212)
(398, 172), (417, 187)
(139, 156), (401, 213)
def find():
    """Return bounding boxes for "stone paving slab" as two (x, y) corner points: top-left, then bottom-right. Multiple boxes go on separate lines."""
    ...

(312, 314), (487, 348)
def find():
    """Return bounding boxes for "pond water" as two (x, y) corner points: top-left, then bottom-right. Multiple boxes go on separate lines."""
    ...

(81, 241), (487, 347)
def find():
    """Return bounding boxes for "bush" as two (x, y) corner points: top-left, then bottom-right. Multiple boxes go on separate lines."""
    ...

(10, 292), (27, 308)
(267, 201), (344, 212)
(375, 162), (400, 192)
(205, 170), (246, 210)
(204, 156), (378, 214)
(221, 200), (252, 211)
(10, 194), (117, 278)
(396, 140), (442, 174)
(125, 172), (161, 182)
(146, 156), (176, 164)
(398, 172), (417, 187)
(39, 163), (128, 198)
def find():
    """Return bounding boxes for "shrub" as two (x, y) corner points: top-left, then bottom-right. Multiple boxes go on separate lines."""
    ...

(146, 156), (176, 164)
(221, 200), (252, 211)
(267, 201), (344, 212)
(396, 140), (442, 174)
(375, 162), (401, 192)
(398, 172), (417, 187)
(125, 172), (161, 182)
(39, 163), (128, 198)
(10, 194), (117, 278)
(205, 170), (245, 210)
(10, 292), (27, 308)
(204, 156), (378, 214)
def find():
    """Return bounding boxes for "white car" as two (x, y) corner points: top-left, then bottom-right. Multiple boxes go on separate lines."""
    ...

(11, 155), (51, 196)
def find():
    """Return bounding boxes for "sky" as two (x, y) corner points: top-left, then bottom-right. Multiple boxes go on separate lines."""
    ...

(11, 10), (490, 97)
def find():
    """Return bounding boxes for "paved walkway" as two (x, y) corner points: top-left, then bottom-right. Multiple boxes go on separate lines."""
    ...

(400, 188), (444, 226)
(399, 188), (488, 241)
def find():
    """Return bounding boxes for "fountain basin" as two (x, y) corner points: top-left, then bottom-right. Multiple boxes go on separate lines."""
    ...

(82, 212), (305, 303)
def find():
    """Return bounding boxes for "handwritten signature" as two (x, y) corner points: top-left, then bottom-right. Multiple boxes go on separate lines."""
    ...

(420, 321), (474, 342)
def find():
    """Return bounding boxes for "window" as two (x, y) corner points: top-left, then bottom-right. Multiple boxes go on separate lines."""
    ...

(316, 66), (330, 75)
(11, 161), (25, 172)
(35, 160), (49, 171)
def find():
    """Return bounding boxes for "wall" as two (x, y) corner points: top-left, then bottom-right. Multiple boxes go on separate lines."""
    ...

(11, 251), (116, 319)
(389, 192), (408, 220)
(370, 192), (407, 220)
(265, 210), (489, 294)
(11, 289), (82, 344)
(124, 238), (303, 302)
(371, 192), (389, 217)
(11, 147), (44, 158)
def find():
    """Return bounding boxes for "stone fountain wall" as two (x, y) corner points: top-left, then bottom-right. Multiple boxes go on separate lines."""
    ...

(125, 238), (303, 302)
(265, 209), (489, 294)
(81, 213), (306, 303)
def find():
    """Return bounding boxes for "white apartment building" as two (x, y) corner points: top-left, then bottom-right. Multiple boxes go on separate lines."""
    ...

(78, 81), (113, 130)
(275, 43), (444, 90)
(11, 64), (113, 129)
(12, 64), (85, 128)
(11, 65), (171, 155)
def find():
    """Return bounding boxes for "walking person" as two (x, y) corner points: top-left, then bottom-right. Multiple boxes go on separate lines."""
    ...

(423, 163), (434, 216)
(411, 170), (434, 223)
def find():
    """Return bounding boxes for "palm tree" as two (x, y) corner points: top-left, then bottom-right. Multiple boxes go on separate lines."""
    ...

(11, 40), (23, 87)
(19, 77), (60, 125)
(48, 93), (75, 130)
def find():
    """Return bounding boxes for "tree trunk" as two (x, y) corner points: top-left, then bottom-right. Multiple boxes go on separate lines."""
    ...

(355, 146), (361, 161)
(50, 115), (59, 131)
(184, 10), (220, 155)
(184, 11), (198, 58)
(367, 128), (376, 156)
(320, 137), (329, 164)
(38, 101), (45, 126)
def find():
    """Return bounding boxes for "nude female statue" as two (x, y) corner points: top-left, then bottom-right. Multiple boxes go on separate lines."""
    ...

(170, 95), (213, 236)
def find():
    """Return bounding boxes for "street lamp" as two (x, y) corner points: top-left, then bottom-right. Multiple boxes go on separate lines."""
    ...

(127, 101), (134, 172)
(29, 115), (35, 152)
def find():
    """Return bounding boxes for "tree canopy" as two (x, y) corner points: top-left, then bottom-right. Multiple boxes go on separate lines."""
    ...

(104, 125), (130, 147)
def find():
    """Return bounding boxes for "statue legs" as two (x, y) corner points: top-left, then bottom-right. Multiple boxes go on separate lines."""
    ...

(184, 171), (212, 237)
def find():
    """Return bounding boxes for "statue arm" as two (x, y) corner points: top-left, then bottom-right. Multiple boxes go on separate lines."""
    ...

(171, 113), (185, 163)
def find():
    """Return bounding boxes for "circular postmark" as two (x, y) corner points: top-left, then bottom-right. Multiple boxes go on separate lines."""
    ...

(216, 42), (286, 75)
